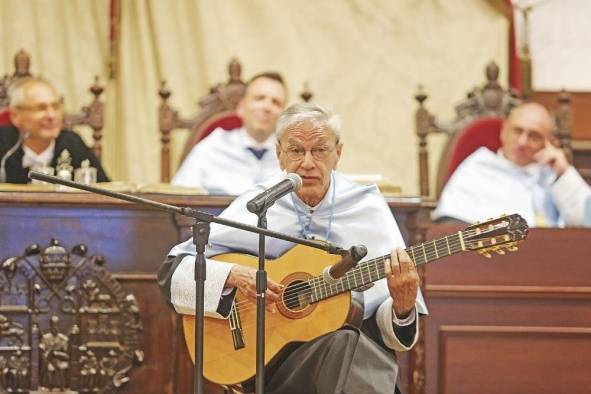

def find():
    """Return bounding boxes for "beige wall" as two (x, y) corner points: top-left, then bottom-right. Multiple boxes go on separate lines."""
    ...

(1, 0), (508, 195)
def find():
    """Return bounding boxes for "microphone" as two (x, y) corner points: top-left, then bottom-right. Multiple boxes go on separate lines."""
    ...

(323, 245), (367, 284)
(0, 131), (29, 183)
(246, 173), (302, 214)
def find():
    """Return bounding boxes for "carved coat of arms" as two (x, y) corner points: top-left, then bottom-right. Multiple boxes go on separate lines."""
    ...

(0, 239), (143, 393)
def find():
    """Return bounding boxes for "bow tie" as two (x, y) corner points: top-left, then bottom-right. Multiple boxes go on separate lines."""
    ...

(247, 147), (267, 160)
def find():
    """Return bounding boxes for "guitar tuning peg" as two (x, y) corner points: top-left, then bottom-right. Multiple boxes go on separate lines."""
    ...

(507, 246), (518, 252)
(479, 250), (492, 259)
(495, 249), (505, 255)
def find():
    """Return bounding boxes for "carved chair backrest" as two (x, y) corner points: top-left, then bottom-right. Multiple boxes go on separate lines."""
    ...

(158, 58), (246, 183)
(415, 61), (573, 198)
(158, 60), (315, 183)
(0, 49), (105, 160)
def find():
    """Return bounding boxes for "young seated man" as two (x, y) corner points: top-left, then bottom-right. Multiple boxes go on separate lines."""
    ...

(171, 72), (287, 194)
(0, 77), (109, 184)
(434, 102), (589, 227)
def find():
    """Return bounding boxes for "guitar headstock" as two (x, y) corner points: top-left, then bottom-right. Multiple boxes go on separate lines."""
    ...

(462, 214), (529, 258)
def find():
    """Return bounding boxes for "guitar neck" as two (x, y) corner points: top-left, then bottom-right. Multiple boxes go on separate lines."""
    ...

(309, 232), (466, 303)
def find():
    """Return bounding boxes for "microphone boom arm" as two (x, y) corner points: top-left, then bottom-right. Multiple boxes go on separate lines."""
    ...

(28, 171), (346, 255)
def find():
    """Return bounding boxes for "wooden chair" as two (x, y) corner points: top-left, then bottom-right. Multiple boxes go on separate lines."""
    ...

(0, 49), (105, 159)
(415, 61), (573, 198)
(0, 49), (33, 124)
(158, 59), (315, 183)
(158, 58), (246, 183)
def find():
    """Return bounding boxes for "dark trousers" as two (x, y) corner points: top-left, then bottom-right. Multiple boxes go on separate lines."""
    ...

(240, 327), (401, 394)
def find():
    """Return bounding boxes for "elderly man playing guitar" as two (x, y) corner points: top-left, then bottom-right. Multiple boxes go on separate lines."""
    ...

(158, 102), (428, 394)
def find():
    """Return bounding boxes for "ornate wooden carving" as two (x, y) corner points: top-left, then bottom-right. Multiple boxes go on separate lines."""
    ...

(553, 90), (573, 163)
(63, 77), (105, 160)
(0, 50), (33, 109)
(299, 82), (314, 103)
(404, 205), (431, 394)
(0, 239), (143, 393)
(158, 58), (246, 183)
(415, 61), (522, 198)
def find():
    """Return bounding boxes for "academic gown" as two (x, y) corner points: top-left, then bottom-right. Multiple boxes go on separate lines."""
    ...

(171, 127), (281, 194)
(158, 171), (428, 393)
(434, 147), (562, 227)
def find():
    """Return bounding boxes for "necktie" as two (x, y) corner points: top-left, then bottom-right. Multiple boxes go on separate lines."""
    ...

(247, 147), (267, 160)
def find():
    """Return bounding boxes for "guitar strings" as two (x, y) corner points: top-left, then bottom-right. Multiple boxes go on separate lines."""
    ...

(232, 226), (508, 311)
(233, 226), (500, 308)
(230, 234), (474, 311)
(230, 235), (472, 312)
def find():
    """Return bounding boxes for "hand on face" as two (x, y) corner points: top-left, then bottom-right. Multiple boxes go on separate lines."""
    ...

(500, 103), (552, 167)
(533, 140), (570, 176)
(384, 248), (419, 318)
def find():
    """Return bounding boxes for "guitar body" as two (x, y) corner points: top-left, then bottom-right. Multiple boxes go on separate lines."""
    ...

(183, 245), (354, 386)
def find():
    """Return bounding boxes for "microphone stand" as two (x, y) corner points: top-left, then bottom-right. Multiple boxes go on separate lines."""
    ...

(28, 171), (349, 394)
(253, 207), (268, 394)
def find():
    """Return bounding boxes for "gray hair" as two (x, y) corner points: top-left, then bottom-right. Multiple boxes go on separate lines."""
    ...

(275, 102), (342, 140)
(8, 77), (56, 108)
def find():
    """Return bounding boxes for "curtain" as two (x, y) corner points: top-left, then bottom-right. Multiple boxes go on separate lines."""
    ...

(1, 0), (508, 194)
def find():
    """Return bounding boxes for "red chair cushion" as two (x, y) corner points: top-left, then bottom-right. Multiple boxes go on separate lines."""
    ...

(198, 113), (242, 142)
(0, 110), (11, 126)
(446, 116), (504, 182)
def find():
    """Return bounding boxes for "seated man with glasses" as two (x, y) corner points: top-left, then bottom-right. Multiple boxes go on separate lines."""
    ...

(159, 102), (427, 393)
(434, 102), (587, 227)
(0, 77), (109, 184)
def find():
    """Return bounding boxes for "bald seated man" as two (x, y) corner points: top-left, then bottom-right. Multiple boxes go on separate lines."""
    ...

(0, 77), (109, 184)
(434, 102), (589, 227)
(172, 72), (287, 194)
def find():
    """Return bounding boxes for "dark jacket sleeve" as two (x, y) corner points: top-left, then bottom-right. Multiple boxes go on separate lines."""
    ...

(362, 309), (418, 350)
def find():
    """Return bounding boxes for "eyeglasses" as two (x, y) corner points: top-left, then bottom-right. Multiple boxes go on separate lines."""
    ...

(280, 143), (338, 161)
(16, 101), (63, 113)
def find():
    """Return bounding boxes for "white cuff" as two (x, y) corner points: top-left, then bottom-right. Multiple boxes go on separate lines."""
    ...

(376, 297), (419, 352)
(170, 255), (234, 318)
(392, 308), (416, 326)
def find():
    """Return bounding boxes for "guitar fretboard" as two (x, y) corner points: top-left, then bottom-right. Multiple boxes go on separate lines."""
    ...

(309, 232), (465, 303)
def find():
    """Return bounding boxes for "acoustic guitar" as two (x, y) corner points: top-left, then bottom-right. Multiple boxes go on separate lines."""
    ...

(183, 214), (528, 385)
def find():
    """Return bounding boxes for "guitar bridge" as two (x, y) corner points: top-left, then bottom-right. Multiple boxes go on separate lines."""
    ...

(229, 301), (245, 350)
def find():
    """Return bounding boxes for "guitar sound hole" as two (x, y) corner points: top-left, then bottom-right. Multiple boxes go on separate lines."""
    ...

(282, 280), (311, 311)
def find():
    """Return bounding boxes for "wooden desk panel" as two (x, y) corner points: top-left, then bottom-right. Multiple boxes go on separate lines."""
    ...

(422, 224), (591, 394)
(0, 191), (431, 394)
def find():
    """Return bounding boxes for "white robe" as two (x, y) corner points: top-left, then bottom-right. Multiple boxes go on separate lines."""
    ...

(172, 127), (281, 194)
(551, 166), (591, 226)
(168, 171), (428, 351)
(434, 147), (571, 227)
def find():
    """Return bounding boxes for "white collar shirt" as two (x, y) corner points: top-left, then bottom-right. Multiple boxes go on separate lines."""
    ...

(22, 140), (55, 169)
